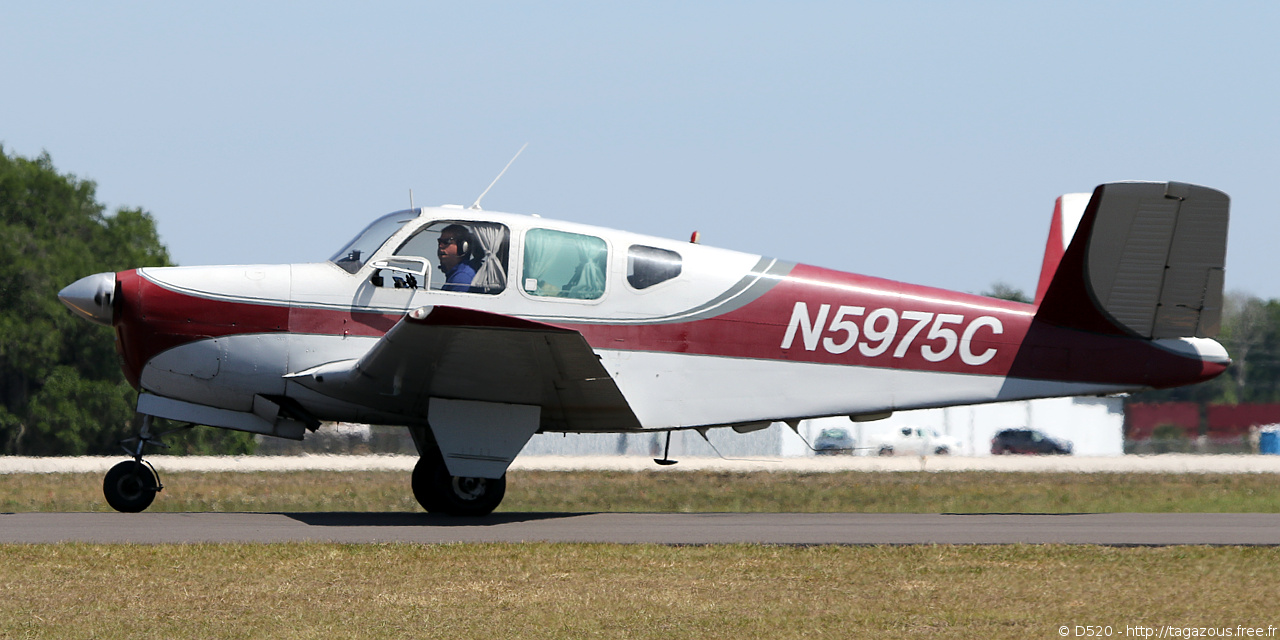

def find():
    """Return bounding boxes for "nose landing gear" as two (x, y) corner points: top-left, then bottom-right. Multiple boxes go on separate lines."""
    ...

(103, 415), (193, 513)
(103, 460), (160, 513)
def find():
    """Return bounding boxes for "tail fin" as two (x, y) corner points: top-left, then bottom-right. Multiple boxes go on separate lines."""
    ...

(1034, 181), (1229, 339)
(1033, 192), (1091, 305)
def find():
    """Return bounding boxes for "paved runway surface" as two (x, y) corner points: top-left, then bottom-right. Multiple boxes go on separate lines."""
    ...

(4, 512), (1279, 545)
(6, 456), (1278, 546)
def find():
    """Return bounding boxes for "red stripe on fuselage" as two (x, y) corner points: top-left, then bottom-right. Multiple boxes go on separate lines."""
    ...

(114, 270), (398, 387)
(566, 263), (1224, 387)
(113, 263), (1225, 392)
(572, 263), (1029, 372)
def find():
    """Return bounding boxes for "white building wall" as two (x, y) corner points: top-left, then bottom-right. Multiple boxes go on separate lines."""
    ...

(521, 396), (1124, 458)
(790, 396), (1124, 457)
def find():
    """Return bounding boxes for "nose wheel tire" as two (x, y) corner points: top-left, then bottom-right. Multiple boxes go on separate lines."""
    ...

(103, 461), (159, 513)
(412, 455), (506, 516)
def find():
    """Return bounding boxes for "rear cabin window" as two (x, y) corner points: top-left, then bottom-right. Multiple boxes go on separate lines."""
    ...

(627, 245), (682, 290)
(390, 221), (510, 294)
(522, 228), (608, 300)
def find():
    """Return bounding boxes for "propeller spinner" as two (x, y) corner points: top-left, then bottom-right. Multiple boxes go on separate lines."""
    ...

(58, 271), (117, 326)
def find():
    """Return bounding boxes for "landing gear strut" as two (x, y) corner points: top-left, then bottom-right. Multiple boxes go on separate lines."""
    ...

(411, 453), (506, 516)
(103, 415), (192, 513)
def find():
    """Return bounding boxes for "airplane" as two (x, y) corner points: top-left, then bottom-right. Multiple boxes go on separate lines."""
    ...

(58, 180), (1230, 514)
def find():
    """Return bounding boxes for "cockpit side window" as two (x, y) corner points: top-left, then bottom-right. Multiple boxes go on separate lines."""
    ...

(390, 221), (510, 294)
(627, 245), (682, 290)
(330, 210), (417, 274)
(522, 228), (608, 300)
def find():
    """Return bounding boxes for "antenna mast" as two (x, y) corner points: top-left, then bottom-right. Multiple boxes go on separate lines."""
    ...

(470, 143), (528, 210)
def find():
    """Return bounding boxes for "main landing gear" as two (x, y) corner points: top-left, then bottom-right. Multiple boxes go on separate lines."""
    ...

(103, 416), (192, 513)
(411, 453), (506, 516)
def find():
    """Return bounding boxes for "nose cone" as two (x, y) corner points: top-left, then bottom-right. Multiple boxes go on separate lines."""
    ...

(59, 272), (117, 326)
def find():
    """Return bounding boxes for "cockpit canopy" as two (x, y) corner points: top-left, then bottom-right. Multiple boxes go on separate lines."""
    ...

(329, 209), (417, 274)
(329, 208), (685, 299)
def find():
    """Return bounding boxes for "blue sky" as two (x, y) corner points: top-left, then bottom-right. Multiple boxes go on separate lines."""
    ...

(3, 3), (1278, 298)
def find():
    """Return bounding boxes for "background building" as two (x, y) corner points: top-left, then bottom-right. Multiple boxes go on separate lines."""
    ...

(519, 396), (1125, 458)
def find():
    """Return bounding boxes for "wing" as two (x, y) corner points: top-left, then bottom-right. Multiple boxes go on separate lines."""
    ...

(286, 305), (642, 433)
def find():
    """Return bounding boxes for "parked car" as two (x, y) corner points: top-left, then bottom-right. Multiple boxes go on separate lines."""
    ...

(868, 426), (962, 456)
(990, 428), (1072, 455)
(814, 428), (855, 455)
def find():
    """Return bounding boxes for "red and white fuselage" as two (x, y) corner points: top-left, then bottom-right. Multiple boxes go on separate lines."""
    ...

(68, 192), (1225, 438)
(57, 181), (1232, 513)
(57, 179), (1228, 514)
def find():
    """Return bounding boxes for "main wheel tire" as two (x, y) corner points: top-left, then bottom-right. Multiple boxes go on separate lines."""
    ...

(103, 461), (159, 513)
(412, 455), (506, 516)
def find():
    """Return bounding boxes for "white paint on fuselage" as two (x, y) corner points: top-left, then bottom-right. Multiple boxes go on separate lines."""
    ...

(141, 333), (369, 412)
(135, 209), (804, 429)
(134, 206), (1140, 435)
(140, 208), (769, 325)
(596, 349), (1131, 430)
(142, 334), (296, 413)
(142, 331), (1133, 434)
(141, 264), (293, 306)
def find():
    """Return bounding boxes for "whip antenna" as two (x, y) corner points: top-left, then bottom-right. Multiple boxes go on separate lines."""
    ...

(470, 143), (528, 210)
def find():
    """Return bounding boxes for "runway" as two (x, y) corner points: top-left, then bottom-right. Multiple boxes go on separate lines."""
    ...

(6, 455), (1278, 546)
(3, 512), (1279, 545)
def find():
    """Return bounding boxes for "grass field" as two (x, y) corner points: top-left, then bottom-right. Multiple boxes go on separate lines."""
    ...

(1, 543), (1277, 639)
(3, 470), (1278, 638)
(1, 469), (1278, 513)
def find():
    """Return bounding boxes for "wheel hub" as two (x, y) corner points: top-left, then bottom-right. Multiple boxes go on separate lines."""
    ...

(116, 474), (147, 500)
(451, 476), (487, 501)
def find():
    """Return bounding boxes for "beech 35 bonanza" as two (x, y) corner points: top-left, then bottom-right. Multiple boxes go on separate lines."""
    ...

(59, 181), (1230, 514)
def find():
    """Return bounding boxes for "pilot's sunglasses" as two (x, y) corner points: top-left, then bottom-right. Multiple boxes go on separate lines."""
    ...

(437, 237), (461, 246)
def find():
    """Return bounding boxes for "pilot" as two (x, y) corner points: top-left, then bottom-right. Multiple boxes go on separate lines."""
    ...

(437, 224), (478, 292)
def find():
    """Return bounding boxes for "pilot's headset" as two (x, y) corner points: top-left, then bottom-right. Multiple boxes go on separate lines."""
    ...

(440, 224), (475, 261)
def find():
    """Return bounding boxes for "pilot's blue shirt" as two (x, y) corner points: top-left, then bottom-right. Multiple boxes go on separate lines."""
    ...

(443, 262), (477, 292)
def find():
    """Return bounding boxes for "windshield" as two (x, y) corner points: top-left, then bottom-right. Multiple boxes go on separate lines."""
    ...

(329, 210), (418, 274)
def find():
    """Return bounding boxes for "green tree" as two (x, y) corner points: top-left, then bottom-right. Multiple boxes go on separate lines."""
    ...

(982, 282), (1031, 303)
(0, 146), (254, 455)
